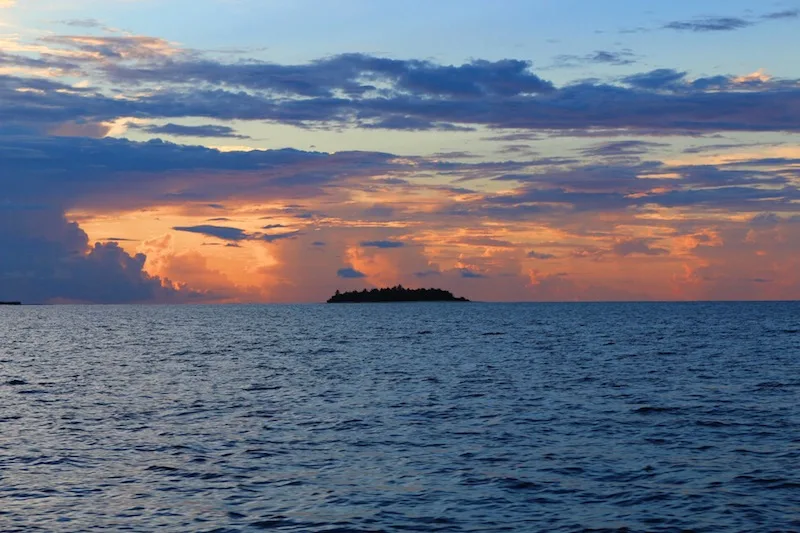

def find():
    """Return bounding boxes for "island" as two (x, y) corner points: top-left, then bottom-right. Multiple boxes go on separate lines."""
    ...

(0, 301), (22, 306)
(327, 285), (469, 303)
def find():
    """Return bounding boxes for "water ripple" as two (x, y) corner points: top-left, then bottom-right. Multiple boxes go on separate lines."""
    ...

(0, 302), (798, 531)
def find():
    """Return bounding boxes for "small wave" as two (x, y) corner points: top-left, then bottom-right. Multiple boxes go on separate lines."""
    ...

(734, 475), (799, 489)
(243, 384), (282, 392)
(633, 406), (683, 414)
(754, 381), (787, 390)
(308, 347), (339, 355)
(498, 477), (541, 490)
(249, 517), (295, 529)
(695, 420), (733, 427)
(144, 465), (180, 473)
(481, 332), (505, 336)
(6, 379), (27, 386)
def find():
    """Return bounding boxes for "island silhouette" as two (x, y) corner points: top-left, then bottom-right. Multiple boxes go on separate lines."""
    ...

(0, 301), (22, 306)
(327, 285), (469, 303)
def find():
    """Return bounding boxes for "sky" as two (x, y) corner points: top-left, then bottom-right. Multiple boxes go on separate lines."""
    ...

(1, 0), (800, 303)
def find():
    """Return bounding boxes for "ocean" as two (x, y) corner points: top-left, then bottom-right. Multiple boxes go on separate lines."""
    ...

(1, 302), (798, 532)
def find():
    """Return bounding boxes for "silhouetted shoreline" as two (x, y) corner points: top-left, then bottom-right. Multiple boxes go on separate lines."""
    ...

(0, 301), (22, 306)
(327, 286), (469, 303)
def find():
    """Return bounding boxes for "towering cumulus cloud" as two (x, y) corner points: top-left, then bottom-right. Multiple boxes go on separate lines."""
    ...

(0, 208), (187, 303)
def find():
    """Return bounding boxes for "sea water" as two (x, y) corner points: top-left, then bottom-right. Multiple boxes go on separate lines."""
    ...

(1, 302), (798, 531)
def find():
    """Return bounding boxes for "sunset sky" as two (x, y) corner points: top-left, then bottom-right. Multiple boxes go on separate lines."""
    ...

(2, 0), (799, 303)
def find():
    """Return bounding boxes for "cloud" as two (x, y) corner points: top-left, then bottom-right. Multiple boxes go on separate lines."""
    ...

(337, 267), (366, 279)
(762, 9), (800, 20)
(580, 140), (668, 157)
(498, 144), (539, 155)
(362, 116), (475, 132)
(457, 236), (514, 248)
(3, 33), (800, 303)
(662, 10), (797, 32)
(0, 0), (15, 7)
(459, 269), (488, 279)
(172, 225), (249, 241)
(414, 270), (441, 278)
(527, 251), (557, 260)
(621, 69), (687, 90)
(0, 133), (403, 211)
(482, 132), (542, 142)
(431, 151), (479, 159)
(135, 123), (250, 139)
(0, 208), (198, 304)
(612, 238), (669, 257)
(172, 224), (299, 243)
(750, 213), (782, 229)
(664, 16), (752, 32)
(105, 54), (555, 99)
(40, 35), (181, 61)
(260, 230), (300, 242)
(59, 19), (104, 28)
(3, 40), (800, 136)
(360, 240), (405, 248)
(553, 49), (637, 67)
(682, 142), (778, 154)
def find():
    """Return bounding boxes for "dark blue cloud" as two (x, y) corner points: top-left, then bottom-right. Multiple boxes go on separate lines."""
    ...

(762, 9), (799, 19)
(431, 151), (479, 159)
(260, 231), (300, 243)
(552, 49), (637, 67)
(414, 270), (441, 278)
(337, 267), (366, 278)
(459, 269), (487, 279)
(580, 140), (668, 157)
(0, 133), (402, 211)
(136, 123), (250, 139)
(3, 49), (800, 135)
(664, 16), (752, 32)
(682, 142), (777, 154)
(612, 238), (669, 257)
(498, 144), (539, 155)
(458, 237), (514, 248)
(360, 240), (405, 248)
(172, 224), (299, 243)
(527, 251), (557, 259)
(104, 54), (555, 99)
(172, 225), (249, 241)
(361, 116), (475, 132)
(59, 19), (104, 28)
(621, 69), (687, 90)
(750, 213), (782, 229)
(482, 132), (542, 142)
(0, 208), (199, 304)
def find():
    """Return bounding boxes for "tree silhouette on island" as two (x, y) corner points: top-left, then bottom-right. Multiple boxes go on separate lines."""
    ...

(327, 285), (469, 303)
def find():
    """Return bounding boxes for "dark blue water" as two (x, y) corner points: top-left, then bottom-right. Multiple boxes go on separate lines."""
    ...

(1, 302), (798, 532)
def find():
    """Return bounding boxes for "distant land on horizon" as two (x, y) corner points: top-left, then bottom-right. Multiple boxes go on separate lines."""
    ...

(0, 301), (22, 306)
(327, 286), (469, 303)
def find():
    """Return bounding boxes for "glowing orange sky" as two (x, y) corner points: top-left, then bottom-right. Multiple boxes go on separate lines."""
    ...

(2, 1), (800, 303)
